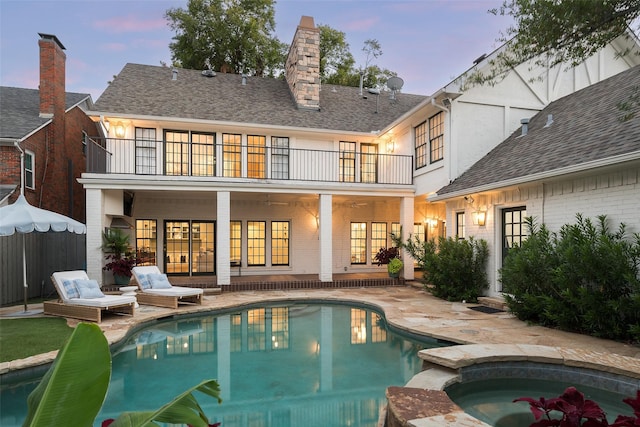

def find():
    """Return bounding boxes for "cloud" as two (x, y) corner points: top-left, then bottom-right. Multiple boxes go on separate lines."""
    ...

(94, 14), (166, 34)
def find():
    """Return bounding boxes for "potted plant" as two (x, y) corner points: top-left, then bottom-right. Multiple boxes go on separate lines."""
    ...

(102, 228), (137, 285)
(374, 247), (403, 278)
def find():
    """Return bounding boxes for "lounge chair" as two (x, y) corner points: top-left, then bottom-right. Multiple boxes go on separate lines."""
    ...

(45, 270), (136, 323)
(131, 266), (203, 309)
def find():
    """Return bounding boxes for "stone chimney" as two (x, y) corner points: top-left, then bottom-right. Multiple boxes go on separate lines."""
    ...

(285, 16), (320, 110)
(38, 33), (66, 119)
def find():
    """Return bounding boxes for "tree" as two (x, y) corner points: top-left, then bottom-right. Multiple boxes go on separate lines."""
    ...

(469, 0), (640, 86)
(318, 25), (357, 86)
(165, 0), (287, 77)
(318, 26), (398, 89)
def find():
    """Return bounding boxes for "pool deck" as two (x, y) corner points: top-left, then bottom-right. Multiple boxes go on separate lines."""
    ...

(2, 283), (639, 426)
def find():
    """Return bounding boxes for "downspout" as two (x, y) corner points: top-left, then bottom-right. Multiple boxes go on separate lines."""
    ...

(14, 140), (28, 311)
(14, 140), (24, 195)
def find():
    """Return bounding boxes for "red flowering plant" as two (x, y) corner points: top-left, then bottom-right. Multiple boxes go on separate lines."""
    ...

(515, 387), (640, 427)
(102, 228), (138, 279)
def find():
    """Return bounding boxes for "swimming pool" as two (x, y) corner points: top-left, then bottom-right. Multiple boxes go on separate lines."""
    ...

(0, 301), (452, 426)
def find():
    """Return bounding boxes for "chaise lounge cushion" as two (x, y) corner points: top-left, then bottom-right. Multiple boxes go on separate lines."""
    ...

(62, 280), (80, 299)
(132, 266), (203, 297)
(75, 279), (105, 299)
(147, 273), (172, 289)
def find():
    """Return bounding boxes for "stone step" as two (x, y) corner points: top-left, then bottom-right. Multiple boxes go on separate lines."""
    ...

(477, 296), (508, 311)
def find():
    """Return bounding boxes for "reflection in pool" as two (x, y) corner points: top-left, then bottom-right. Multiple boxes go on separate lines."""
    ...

(1, 302), (451, 427)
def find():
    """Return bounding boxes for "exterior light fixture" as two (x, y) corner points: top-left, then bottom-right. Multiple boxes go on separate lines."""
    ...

(472, 210), (486, 227)
(386, 139), (396, 153)
(114, 121), (125, 138)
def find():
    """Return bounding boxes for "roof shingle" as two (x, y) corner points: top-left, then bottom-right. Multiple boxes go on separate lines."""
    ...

(93, 63), (427, 133)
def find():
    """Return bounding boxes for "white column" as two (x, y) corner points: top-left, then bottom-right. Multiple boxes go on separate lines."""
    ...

(216, 191), (231, 285)
(400, 196), (415, 280)
(319, 194), (332, 282)
(86, 188), (104, 283)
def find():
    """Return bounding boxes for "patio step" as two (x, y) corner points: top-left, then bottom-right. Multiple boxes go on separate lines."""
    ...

(477, 296), (508, 311)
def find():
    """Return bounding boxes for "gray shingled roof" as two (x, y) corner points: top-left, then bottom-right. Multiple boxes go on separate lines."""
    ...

(92, 63), (427, 133)
(435, 65), (640, 197)
(0, 87), (90, 140)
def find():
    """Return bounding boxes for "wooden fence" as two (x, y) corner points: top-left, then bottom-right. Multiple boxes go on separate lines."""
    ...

(0, 232), (86, 306)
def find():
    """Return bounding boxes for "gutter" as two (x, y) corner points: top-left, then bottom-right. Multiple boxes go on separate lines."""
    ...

(428, 150), (640, 202)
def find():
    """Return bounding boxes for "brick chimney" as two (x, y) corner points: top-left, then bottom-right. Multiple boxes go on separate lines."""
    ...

(38, 33), (66, 119)
(38, 33), (68, 215)
(285, 16), (320, 110)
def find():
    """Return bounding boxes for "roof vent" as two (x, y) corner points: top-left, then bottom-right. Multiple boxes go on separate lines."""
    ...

(544, 114), (553, 127)
(241, 73), (248, 85)
(520, 118), (530, 136)
(172, 69), (178, 81)
(201, 69), (216, 77)
(473, 53), (487, 65)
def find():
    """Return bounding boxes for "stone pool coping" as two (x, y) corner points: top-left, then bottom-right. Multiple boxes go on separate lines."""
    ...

(385, 344), (640, 427)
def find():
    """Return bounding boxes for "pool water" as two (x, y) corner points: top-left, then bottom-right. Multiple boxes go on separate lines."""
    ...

(446, 378), (634, 427)
(0, 302), (450, 427)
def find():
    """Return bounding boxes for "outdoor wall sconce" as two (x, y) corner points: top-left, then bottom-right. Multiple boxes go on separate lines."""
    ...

(114, 121), (126, 138)
(386, 139), (396, 153)
(472, 210), (487, 226)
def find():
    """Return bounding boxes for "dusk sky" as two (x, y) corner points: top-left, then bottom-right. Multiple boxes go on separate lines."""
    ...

(0, 0), (513, 101)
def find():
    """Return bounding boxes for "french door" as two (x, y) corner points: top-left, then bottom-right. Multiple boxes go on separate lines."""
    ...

(164, 220), (215, 275)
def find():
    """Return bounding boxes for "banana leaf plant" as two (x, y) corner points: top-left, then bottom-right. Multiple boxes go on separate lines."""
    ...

(22, 322), (221, 427)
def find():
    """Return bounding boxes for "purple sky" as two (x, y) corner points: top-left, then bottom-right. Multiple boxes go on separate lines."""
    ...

(0, 0), (513, 101)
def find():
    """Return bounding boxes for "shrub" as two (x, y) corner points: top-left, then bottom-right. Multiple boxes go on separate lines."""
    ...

(501, 215), (640, 342)
(394, 233), (489, 302)
(515, 387), (640, 427)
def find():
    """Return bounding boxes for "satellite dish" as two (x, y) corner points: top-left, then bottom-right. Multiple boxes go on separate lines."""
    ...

(387, 76), (404, 91)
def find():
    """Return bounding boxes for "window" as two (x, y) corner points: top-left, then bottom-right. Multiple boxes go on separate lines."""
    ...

(413, 223), (425, 241)
(456, 212), (466, 239)
(135, 127), (156, 174)
(223, 133), (242, 177)
(429, 112), (444, 163)
(230, 221), (242, 264)
(271, 137), (289, 179)
(414, 121), (427, 169)
(502, 207), (528, 263)
(135, 219), (157, 266)
(164, 131), (189, 176)
(164, 130), (215, 177)
(247, 135), (266, 178)
(391, 222), (401, 242)
(247, 221), (266, 266)
(24, 150), (34, 189)
(350, 222), (367, 264)
(82, 131), (87, 156)
(339, 141), (356, 182)
(371, 222), (387, 263)
(360, 143), (378, 183)
(271, 221), (289, 266)
(191, 132), (215, 176)
(192, 222), (215, 274)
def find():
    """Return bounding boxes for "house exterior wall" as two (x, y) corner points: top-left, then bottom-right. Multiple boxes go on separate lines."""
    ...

(447, 163), (640, 297)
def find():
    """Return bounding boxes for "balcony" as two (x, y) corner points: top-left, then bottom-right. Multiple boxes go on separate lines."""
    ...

(85, 137), (413, 185)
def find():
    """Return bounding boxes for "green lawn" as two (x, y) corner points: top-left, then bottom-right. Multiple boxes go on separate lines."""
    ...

(0, 317), (73, 362)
